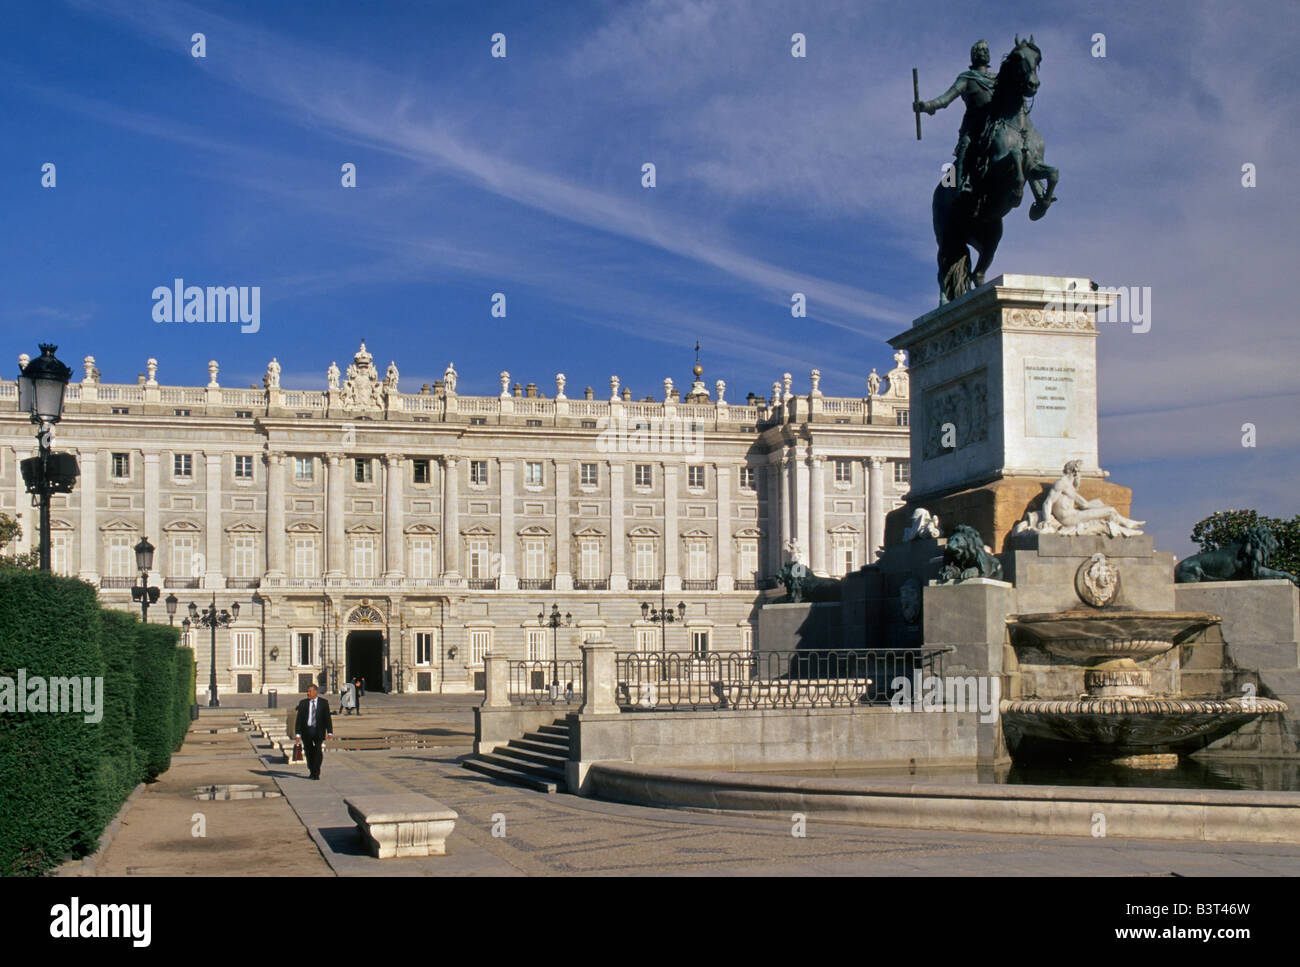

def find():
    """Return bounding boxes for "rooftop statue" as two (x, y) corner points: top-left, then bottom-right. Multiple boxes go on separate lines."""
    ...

(916, 35), (1058, 304)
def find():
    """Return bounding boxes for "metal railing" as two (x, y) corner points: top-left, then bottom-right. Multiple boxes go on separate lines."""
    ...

(508, 659), (584, 706)
(574, 579), (609, 591)
(614, 648), (948, 710)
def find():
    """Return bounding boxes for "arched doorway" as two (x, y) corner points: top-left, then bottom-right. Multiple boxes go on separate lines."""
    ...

(345, 602), (388, 693)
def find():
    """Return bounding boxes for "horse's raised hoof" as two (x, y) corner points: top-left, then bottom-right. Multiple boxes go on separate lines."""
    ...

(1029, 200), (1050, 221)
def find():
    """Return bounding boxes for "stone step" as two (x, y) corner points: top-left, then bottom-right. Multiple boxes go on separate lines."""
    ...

(502, 742), (568, 768)
(536, 723), (571, 737)
(513, 736), (569, 756)
(479, 750), (565, 781)
(462, 758), (562, 794)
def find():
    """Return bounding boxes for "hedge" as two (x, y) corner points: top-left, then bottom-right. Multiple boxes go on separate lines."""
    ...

(0, 570), (194, 876)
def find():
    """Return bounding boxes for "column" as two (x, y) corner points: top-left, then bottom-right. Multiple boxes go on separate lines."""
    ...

(78, 447), (98, 581)
(498, 458), (517, 590)
(715, 464), (732, 590)
(868, 456), (886, 564)
(554, 459), (572, 591)
(778, 453), (791, 562)
(383, 453), (404, 580)
(144, 451), (160, 585)
(204, 451), (223, 589)
(265, 452), (286, 576)
(442, 455), (460, 579)
(663, 462), (680, 592)
(809, 453), (826, 575)
(609, 462), (626, 591)
(325, 453), (345, 577)
(765, 459), (782, 575)
(794, 443), (810, 557)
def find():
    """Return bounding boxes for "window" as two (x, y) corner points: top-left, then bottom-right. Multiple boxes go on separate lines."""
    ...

(525, 419), (542, 428)
(171, 536), (194, 579)
(111, 453), (130, 478)
(108, 535), (131, 577)
(894, 460), (911, 484)
(294, 457), (313, 481)
(633, 541), (656, 580)
(634, 464), (652, 488)
(687, 541), (708, 580)
(524, 461), (543, 487)
(293, 537), (315, 579)
(834, 534), (856, 577)
(173, 453), (192, 478)
(740, 467), (756, 490)
(413, 459), (431, 485)
(111, 406), (129, 415)
(470, 460), (488, 485)
(636, 627), (659, 653)
(232, 535), (255, 579)
(354, 458), (372, 483)
(409, 537), (434, 579)
(173, 408), (191, 417)
(580, 540), (601, 581)
(523, 539), (546, 579)
(235, 410), (253, 419)
(51, 532), (70, 575)
(687, 465), (705, 489)
(470, 417), (487, 426)
(352, 536), (375, 578)
(896, 409), (910, 426)
(233, 631), (256, 668)
(691, 630), (710, 656)
(469, 629), (491, 665)
(297, 632), (314, 666)
(834, 458), (853, 483)
(296, 413), (313, 419)
(738, 540), (759, 580)
(468, 539), (490, 579)
(416, 631), (435, 665)
(581, 419), (597, 430)
(580, 463), (598, 487)
(234, 455), (253, 479)
(527, 628), (548, 662)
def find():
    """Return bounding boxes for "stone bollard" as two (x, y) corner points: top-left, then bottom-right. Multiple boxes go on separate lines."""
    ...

(482, 653), (510, 709)
(579, 640), (620, 715)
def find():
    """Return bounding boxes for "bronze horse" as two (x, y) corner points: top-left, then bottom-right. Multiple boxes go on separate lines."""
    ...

(932, 36), (1058, 304)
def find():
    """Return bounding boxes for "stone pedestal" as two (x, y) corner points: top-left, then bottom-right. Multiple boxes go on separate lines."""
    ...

(757, 602), (842, 652)
(344, 795), (458, 858)
(888, 274), (1122, 551)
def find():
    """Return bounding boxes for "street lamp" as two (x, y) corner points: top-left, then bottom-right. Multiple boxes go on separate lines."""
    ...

(130, 537), (160, 621)
(189, 595), (239, 707)
(16, 345), (76, 571)
(640, 597), (687, 675)
(165, 593), (178, 625)
(537, 603), (572, 689)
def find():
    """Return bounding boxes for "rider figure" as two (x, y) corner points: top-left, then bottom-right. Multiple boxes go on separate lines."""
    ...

(914, 39), (996, 194)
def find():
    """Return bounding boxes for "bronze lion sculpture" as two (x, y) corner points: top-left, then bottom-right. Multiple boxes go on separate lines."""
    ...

(1174, 525), (1298, 585)
(939, 524), (1004, 584)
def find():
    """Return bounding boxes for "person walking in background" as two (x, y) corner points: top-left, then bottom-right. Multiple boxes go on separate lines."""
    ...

(353, 676), (364, 716)
(340, 679), (357, 716)
(293, 684), (333, 780)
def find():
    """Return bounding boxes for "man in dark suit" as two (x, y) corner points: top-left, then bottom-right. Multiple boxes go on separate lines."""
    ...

(294, 684), (333, 780)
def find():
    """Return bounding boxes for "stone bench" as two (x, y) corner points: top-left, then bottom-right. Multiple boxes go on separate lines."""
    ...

(343, 795), (458, 858)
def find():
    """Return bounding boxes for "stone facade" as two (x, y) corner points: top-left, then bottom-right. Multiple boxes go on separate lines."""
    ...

(1, 342), (912, 696)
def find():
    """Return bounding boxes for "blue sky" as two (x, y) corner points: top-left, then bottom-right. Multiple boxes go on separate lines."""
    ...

(4, 0), (1298, 556)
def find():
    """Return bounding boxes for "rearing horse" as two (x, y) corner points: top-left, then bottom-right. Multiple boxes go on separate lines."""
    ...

(932, 35), (1058, 304)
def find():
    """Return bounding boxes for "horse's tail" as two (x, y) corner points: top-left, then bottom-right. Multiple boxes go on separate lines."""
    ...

(942, 255), (970, 301)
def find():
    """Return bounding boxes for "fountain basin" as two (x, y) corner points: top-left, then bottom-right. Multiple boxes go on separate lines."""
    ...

(1008, 610), (1220, 661)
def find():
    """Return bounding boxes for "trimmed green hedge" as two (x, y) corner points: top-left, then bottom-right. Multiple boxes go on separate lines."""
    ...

(0, 571), (193, 876)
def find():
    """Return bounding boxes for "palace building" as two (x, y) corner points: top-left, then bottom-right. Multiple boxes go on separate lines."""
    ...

(0, 341), (912, 695)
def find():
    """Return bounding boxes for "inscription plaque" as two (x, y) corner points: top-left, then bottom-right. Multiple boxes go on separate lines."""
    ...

(1024, 358), (1076, 438)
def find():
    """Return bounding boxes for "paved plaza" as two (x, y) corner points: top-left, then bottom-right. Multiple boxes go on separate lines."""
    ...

(82, 694), (1300, 877)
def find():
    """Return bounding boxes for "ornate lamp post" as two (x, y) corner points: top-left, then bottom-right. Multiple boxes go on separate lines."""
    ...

(189, 595), (239, 707)
(640, 596), (687, 675)
(130, 537), (160, 621)
(16, 344), (76, 571)
(537, 603), (572, 687)
(165, 593), (178, 625)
